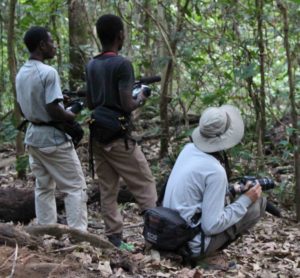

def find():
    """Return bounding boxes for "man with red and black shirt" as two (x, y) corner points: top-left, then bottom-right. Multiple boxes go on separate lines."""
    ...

(86, 14), (157, 250)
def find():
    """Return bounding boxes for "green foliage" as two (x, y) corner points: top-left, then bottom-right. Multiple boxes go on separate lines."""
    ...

(0, 114), (18, 142)
(289, 0), (300, 4)
(2, 0), (298, 123)
(0, 1), (299, 208)
(234, 63), (258, 80)
(201, 87), (229, 106)
(274, 179), (295, 209)
(16, 154), (29, 178)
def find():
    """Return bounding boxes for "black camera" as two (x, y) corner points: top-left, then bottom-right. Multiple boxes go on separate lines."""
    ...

(229, 176), (275, 196)
(132, 76), (161, 99)
(66, 100), (84, 114)
(228, 176), (281, 218)
(132, 85), (151, 99)
(62, 89), (86, 114)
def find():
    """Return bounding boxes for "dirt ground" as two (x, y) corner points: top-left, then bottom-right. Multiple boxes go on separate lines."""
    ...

(0, 202), (300, 278)
(1, 141), (300, 277)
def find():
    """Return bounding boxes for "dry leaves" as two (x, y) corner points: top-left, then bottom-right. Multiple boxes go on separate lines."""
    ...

(1, 143), (300, 277)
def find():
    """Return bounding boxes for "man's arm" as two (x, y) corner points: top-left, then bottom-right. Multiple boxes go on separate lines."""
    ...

(201, 170), (253, 236)
(119, 88), (147, 113)
(46, 100), (75, 122)
(118, 59), (148, 113)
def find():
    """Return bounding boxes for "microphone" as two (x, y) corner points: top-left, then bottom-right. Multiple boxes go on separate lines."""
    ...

(139, 76), (161, 85)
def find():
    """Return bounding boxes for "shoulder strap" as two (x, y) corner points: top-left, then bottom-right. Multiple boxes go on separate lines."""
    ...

(157, 180), (167, 206)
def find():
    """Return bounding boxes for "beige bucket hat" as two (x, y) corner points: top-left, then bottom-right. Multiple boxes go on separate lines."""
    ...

(191, 104), (244, 153)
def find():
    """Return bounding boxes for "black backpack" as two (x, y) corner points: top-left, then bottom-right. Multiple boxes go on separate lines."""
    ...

(143, 206), (202, 252)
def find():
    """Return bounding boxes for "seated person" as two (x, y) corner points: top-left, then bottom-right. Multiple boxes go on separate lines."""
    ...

(163, 104), (266, 261)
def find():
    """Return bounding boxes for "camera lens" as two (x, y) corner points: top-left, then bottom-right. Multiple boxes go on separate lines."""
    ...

(257, 178), (275, 191)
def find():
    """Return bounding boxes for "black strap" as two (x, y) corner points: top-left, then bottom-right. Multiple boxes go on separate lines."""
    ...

(124, 134), (129, 150)
(187, 224), (205, 256)
(156, 180), (168, 206)
(17, 119), (57, 130)
(89, 127), (95, 179)
(183, 223), (204, 256)
(17, 119), (29, 132)
(200, 226), (205, 255)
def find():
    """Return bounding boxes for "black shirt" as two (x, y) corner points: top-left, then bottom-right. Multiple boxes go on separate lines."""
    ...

(86, 54), (135, 113)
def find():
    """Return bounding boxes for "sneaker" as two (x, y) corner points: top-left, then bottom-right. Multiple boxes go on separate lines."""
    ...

(119, 241), (135, 252)
(107, 234), (135, 252)
(196, 252), (236, 271)
(107, 234), (122, 247)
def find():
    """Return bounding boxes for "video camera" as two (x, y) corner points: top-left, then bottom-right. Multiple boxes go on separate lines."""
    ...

(228, 176), (275, 197)
(132, 75), (161, 99)
(62, 75), (161, 112)
(62, 89), (86, 114)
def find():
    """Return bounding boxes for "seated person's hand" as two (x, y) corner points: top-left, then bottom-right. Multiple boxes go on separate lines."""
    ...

(244, 182), (262, 203)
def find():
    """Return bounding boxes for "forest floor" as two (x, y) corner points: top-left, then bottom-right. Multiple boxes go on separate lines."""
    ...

(0, 137), (300, 278)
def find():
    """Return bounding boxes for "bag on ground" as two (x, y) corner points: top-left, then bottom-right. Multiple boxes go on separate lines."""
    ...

(143, 206), (201, 251)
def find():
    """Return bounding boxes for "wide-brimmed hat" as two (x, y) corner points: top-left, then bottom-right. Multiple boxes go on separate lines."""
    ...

(191, 104), (244, 153)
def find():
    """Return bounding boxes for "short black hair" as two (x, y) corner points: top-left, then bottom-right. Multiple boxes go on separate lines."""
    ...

(96, 14), (124, 45)
(23, 26), (49, 52)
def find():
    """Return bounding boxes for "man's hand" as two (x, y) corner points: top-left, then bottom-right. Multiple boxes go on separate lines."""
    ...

(63, 94), (71, 106)
(244, 182), (262, 203)
(120, 87), (149, 112)
(136, 90), (148, 106)
(46, 101), (75, 122)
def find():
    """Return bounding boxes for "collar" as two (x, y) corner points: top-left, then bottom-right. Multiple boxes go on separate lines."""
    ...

(94, 51), (117, 58)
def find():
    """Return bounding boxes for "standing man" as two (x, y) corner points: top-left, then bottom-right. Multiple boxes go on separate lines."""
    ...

(163, 105), (266, 267)
(16, 26), (88, 231)
(86, 14), (157, 250)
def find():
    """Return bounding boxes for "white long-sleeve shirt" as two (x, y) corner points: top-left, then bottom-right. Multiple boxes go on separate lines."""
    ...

(163, 143), (252, 254)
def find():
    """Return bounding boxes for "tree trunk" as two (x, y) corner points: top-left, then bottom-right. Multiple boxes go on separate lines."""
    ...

(157, 5), (171, 158)
(50, 2), (63, 77)
(0, 10), (5, 114)
(277, 1), (300, 222)
(118, 2), (133, 59)
(0, 183), (134, 224)
(0, 223), (39, 248)
(0, 223), (114, 250)
(68, 0), (89, 90)
(7, 0), (25, 178)
(159, 59), (172, 158)
(255, 0), (266, 171)
(141, 0), (153, 76)
(158, 0), (190, 158)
